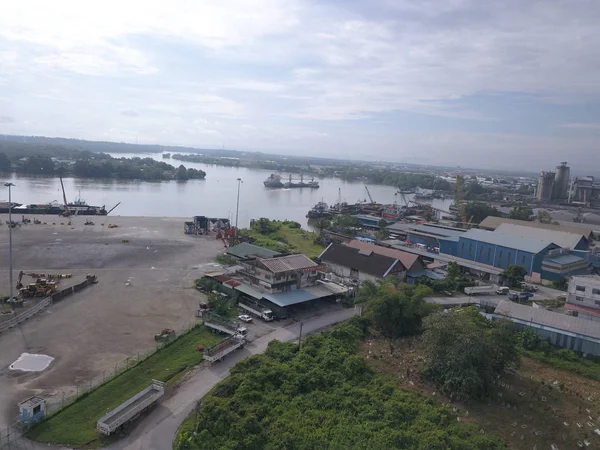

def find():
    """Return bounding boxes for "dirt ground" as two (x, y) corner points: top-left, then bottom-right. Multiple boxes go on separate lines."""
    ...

(0, 215), (225, 428)
(360, 335), (600, 450)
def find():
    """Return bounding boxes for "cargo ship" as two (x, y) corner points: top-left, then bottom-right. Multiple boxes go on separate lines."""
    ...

(283, 174), (319, 189)
(306, 201), (332, 219)
(0, 200), (107, 215)
(263, 174), (284, 188)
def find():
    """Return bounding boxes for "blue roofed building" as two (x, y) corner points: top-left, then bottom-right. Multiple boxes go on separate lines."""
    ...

(439, 228), (590, 282)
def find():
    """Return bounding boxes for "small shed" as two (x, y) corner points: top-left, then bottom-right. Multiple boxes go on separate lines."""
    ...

(19, 396), (46, 424)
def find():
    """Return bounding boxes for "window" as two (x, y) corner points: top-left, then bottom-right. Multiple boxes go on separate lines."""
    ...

(508, 252), (512, 263)
(487, 248), (491, 260)
(33, 405), (41, 415)
(596, 300), (600, 306)
(522, 255), (526, 265)
(576, 296), (584, 302)
(468, 244), (472, 256)
(576, 285), (586, 292)
(593, 288), (600, 296)
(479, 247), (482, 259)
(499, 250), (503, 262)
(461, 242), (465, 253)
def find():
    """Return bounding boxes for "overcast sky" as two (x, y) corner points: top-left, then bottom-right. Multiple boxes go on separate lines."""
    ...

(1, 0), (600, 173)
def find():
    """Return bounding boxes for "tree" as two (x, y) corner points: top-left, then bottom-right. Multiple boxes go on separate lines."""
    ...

(422, 307), (519, 401)
(446, 261), (461, 281)
(508, 206), (533, 221)
(537, 210), (553, 224)
(376, 219), (389, 240)
(464, 181), (486, 199)
(176, 164), (189, 180)
(0, 152), (11, 172)
(500, 264), (527, 288)
(359, 281), (435, 338)
(464, 202), (502, 224)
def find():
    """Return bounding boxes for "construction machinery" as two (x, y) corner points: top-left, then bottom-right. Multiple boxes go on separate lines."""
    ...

(365, 185), (374, 203)
(154, 328), (176, 343)
(59, 175), (71, 217)
(204, 335), (246, 363)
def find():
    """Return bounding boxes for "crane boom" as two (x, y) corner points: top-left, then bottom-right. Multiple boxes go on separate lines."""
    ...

(107, 202), (121, 215)
(365, 186), (374, 203)
(59, 175), (70, 216)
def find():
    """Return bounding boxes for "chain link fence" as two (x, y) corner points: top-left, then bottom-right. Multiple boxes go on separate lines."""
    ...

(0, 322), (196, 449)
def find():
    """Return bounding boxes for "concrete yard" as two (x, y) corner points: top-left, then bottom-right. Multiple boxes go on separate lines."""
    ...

(0, 215), (224, 428)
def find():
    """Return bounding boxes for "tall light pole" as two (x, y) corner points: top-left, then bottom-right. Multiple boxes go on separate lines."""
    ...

(5, 182), (15, 300)
(235, 178), (243, 228)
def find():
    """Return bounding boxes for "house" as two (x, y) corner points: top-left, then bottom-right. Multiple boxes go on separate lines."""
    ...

(493, 300), (600, 357)
(318, 240), (423, 283)
(565, 275), (600, 322)
(225, 242), (281, 260)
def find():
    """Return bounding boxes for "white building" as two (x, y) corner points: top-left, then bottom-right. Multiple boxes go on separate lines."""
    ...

(566, 275), (600, 322)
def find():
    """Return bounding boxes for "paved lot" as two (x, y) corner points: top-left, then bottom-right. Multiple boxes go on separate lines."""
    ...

(0, 215), (224, 428)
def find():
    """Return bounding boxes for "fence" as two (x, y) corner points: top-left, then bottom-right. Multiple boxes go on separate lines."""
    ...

(0, 278), (95, 335)
(0, 322), (198, 449)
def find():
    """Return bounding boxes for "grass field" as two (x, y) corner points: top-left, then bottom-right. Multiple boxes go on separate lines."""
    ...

(28, 325), (222, 449)
(361, 336), (600, 449)
(243, 223), (324, 258)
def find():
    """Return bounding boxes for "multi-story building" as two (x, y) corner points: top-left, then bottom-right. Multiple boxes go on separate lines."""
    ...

(566, 275), (600, 322)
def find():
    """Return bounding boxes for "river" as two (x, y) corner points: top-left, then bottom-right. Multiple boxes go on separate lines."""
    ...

(2, 153), (453, 228)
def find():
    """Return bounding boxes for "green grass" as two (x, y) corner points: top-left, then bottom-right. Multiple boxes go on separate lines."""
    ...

(28, 325), (223, 449)
(243, 224), (324, 258)
(522, 349), (600, 381)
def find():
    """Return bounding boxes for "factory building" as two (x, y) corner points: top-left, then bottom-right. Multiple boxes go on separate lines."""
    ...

(553, 161), (570, 200)
(439, 228), (590, 282)
(572, 176), (600, 206)
(478, 216), (595, 242)
(493, 300), (600, 357)
(565, 275), (600, 322)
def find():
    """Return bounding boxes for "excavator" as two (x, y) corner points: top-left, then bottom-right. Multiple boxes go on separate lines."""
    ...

(16, 272), (58, 298)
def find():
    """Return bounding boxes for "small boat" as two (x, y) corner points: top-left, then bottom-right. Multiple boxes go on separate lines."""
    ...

(162, 153), (171, 158)
(413, 187), (434, 199)
(263, 174), (284, 188)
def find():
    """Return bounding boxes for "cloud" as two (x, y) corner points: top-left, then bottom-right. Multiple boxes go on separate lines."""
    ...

(1, 0), (600, 169)
(120, 109), (140, 117)
(561, 122), (600, 131)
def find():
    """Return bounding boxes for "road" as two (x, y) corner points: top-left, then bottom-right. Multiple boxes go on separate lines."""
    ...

(21, 307), (356, 450)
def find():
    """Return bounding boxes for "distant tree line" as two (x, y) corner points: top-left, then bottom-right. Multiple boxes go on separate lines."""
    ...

(339, 168), (454, 191)
(0, 144), (205, 181)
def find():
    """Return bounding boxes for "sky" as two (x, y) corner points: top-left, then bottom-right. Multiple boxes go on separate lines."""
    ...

(1, 0), (600, 173)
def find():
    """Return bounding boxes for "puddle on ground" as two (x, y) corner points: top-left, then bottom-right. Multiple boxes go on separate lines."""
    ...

(9, 353), (54, 372)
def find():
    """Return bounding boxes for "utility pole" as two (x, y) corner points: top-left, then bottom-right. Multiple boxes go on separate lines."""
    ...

(235, 178), (243, 228)
(5, 183), (15, 300)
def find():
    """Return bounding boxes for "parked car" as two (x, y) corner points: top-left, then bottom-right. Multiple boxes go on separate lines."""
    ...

(520, 282), (539, 292)
(238, 314), (253, 323)
(439, 290), (453, 297)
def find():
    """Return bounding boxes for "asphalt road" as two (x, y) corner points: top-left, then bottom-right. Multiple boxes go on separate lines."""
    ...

(23, 307), (357, 450)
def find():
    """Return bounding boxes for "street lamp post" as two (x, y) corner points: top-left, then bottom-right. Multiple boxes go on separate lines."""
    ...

(235, 178), (243, 228)
(5, 182), (15, 300)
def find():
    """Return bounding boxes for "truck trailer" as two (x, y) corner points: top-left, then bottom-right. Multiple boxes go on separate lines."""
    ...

(204, 312), (248, 337)
(238, 301), (274, 321)
(97, 380), (164, 435)
(204, 335), (245, 363)
(464, 285), (496, 296)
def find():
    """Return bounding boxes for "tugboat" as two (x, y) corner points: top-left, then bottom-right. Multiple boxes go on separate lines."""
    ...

(306, 201), (332, 219)
(263, 174), (284, 188)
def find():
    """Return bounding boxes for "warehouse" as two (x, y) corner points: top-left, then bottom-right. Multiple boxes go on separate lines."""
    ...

(478, 216), (594, 242)
(495, 223), (589, 251)
(493, 300), (600, 357)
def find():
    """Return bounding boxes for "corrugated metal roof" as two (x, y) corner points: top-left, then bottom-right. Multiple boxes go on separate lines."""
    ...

(263, 285), (336, 307)
(320, 244), (398, 277)
(495, 300), (600, 340)
(259, 254), (317, 273)
(345, 240), (420, 270)
(479, 216), (594, 239)
(461, 228), (555, 254)
(543, 254), (585, 265)
(226, 242), (281, 259)
(234, 283), (264, 300)
(496, 223), (586, 249)
(410, 224), (466, 238)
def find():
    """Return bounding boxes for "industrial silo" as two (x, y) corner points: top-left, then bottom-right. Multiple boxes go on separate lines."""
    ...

(552, 161), (570, 200)
(537, 171), (555, 202)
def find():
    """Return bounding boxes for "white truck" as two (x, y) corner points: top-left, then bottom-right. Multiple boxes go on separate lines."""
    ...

(205, 312), (248, 337)
(97, 380), (164, 435)
(204, 335), (246, 363)
(238, 301), (274, 321)
(464, 285), (496, 296)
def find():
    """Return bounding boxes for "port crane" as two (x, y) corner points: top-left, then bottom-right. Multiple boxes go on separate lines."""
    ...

(59, 175), (71, 217)
(364, 186), (374, 203)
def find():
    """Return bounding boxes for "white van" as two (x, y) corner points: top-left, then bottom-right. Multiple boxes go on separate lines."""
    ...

(496, 286), (510, 295)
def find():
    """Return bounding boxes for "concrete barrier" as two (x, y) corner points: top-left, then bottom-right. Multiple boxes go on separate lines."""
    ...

(0, 297), (52, 333)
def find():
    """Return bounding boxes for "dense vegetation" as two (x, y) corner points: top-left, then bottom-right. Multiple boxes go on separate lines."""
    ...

(29, 325), (222, 448)
(500, 264), (527, 288)
(0, 143), (205, 180)
(175, 319), (504, 450)
(464, 202), (502, 224)
(422, 308), (519, 401)
(339, 168), (453, 191)
(241, 218), (324, 257)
